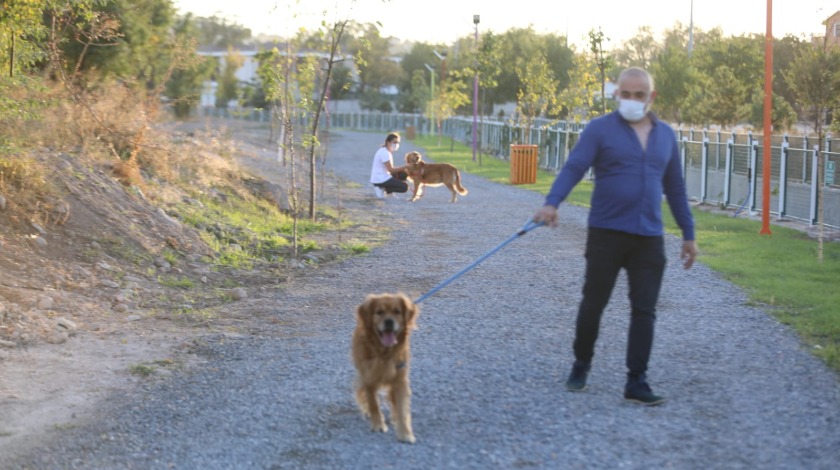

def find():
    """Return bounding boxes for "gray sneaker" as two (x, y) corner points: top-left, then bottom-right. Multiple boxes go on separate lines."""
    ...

(565, 362), (590, 392)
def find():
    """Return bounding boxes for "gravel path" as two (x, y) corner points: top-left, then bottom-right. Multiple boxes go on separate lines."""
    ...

(9, 130), (840, 469)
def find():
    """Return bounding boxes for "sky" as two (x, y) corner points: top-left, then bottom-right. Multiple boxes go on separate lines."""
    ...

(171, 0), (837, 49)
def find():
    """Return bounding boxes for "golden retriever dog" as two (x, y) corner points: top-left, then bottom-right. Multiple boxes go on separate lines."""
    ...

(403, 151), (468, 203)
(352, 293), (420, 444)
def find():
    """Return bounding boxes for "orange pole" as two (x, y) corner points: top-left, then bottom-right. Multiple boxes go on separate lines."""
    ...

(760, 0), (773, 235)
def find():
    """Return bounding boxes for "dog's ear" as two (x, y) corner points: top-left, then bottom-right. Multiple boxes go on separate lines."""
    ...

(356, 294), (377, 325)
(397, 293), (419, 330)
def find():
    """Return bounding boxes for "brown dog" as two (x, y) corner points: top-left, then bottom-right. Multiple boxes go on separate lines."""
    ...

(403, 151), (468, 203)
(351, 293), (420, 444)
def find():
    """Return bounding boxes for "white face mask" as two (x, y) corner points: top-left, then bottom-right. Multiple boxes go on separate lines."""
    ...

(618, 99), (647, 122)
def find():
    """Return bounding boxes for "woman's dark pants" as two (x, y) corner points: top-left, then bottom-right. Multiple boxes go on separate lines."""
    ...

(375, 172), (409, 194)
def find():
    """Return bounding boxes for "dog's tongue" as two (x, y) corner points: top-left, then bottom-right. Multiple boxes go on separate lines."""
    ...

(380, 331), (398, 347)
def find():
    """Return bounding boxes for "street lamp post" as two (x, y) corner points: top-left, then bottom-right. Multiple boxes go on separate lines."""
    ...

(688, 0), (694, 57)
(424, 63), (435, 136)
(433, 50), (446, 85)
(472, 14), (480, 162)
(432, 50), (446, 137)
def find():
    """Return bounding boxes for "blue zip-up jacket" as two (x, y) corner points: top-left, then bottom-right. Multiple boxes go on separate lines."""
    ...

(544, 111), (695, 241)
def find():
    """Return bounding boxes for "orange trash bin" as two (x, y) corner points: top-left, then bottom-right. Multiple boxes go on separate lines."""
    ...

(510, 144), (538, 184)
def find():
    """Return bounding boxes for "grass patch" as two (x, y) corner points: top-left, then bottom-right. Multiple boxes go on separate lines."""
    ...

(667, 210), (840, 368)
(129, 363), (156, 377)
(341, 240), (371, 254)
(157, 275), (196, 289)
(128, 358), (179, 377)
(99, 236), (151, 266)
(161, 248), (180, 266)
(176, 190), (332, 268)
(413, 134), (840, 373)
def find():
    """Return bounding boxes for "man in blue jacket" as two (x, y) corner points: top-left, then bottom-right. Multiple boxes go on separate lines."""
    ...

(533, 66), (698, 405)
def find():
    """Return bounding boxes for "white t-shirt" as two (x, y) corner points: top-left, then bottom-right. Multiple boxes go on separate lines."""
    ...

(369, 146), (394, 184)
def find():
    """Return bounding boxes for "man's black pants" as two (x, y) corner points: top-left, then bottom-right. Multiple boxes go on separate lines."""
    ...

(572, 227), (667, 377)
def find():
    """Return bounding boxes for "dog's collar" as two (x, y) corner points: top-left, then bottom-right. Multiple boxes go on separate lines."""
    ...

(395, 361), (407, 370)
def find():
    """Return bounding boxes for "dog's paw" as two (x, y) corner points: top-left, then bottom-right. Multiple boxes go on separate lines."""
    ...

(370, 422), (388, 433)
(397, 432), (417, 444)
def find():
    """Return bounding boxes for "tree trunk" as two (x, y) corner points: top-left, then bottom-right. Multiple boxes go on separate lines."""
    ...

(9, 34), (15, 77)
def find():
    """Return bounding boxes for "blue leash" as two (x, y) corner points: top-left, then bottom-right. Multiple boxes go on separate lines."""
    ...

(414, 218), (545, 304)
(733, 168), (752, 218)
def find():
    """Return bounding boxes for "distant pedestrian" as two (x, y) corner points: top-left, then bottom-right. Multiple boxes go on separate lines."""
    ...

(532, 66), (699, 405)
(370, 132), (408, 198)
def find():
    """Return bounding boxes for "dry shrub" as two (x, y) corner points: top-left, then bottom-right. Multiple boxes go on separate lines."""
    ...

(25, 80), (170, 182)
(153, 128), (245, 195)
(0, 78), (61, 149)
(1, 75), (268, 227)
(0, 158), (50, 195)
(111, 157), (144, 187)
(0, 156), (61, 227)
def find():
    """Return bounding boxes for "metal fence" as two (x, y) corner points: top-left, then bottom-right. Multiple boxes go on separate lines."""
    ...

(441, 116), (840, 230)
(204, 107), (839, 229)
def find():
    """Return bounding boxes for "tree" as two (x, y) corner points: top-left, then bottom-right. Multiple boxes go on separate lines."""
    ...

(0, 0), (50, 76)
(492, 27), (547, 104)
(747, 88), (797, 131)
(216, 49), (244, 107)
(588, 28), (613, 116)
(687, 31), (763, 126)
(415, 28), (573, 113)
(542, 33), (575, 96)
(163, 14), (215, 118)
(328, 63), (353, 103)
(475, 31), (502, 112)
(784, 41), (840, 262)
(351, 23), (402, 100)
(660, 22), (692, 52)
(773, 35), (810, 117)
(396, 69), (428, 113)
(428, 68), (469, 145)
(695, 33), (764, 86)
(359, 88), (393, 112)
(398, 41), (440, 98)
(650, 43), (699, 125)
(613, 26), (659, 70)
(304, 19), (352, 220)
(558, 52), (600, 123)
(254, 47), (284, 142)
(699, 66), (749, 128)
(474, 31), (502, 109)
(164, 42), (214, 117)
(192, 15), (252, 48)
(514, 53), (561, 143)
(51, 0), (179, 90)
(471, 30), (503, 163)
